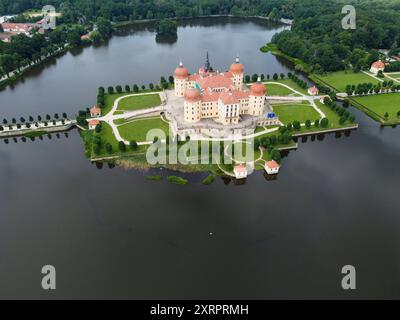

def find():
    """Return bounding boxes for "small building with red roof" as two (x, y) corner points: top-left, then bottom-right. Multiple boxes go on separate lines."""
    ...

(307, 86), (319, 96)
(234, 164), (247, 179)
(87, 119), (100, 130)
(265, 160), (280, 175)
(90, 105), (101, 118)
(370, 60), (385, 74)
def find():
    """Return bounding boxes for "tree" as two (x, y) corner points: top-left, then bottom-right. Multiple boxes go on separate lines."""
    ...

(133, 84), (139, 93)
(320, 118), (329, 128)
(271, 149), (281, 162)
(96, 17), (113, 39)
(116, 85), (122, 93)
(245, 75), (250, 83)
(108, 86), (114, 94)
(252, 73), (258, 82)
(273, 73), (278, 80)
(305, 120), (311, 128)
(0, 54), (16, 77)
(95, 124), (102, 133)
(149, 83), (154, 90)
(105, 143), (113, 154)
(384, 112), (389, 119)
(118, 141), (126, 152)
(155, 19), (177, 36)
(130, 140), (138, 150)
(168, 76), (174, 84)
(93, 144), (101, 155)
(292, 121), (300, 130)
(314, 119), (320, 127)
(125, 85), (131, 92)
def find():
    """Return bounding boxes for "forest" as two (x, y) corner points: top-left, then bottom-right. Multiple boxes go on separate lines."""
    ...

(0, 0), (399, 75)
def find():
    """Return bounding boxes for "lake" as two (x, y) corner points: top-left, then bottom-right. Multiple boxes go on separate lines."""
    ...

(0, 17), (399, 299)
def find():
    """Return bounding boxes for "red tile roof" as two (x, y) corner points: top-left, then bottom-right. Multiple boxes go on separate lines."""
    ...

(90, 105), (101, 115)
(266, 160), (280, 169)
(88, 119), (100, 126)
(371, 60), (385, 69)
(234, 164), (247, 173)
(219, 91), (239, 104)
(1, 23), (32, 32)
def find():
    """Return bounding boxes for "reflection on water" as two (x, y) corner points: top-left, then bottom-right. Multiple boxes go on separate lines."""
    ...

(0, 17), (400, 300)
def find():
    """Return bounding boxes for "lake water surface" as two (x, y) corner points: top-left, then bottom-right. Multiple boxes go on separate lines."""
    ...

(0, 17), (399, 299)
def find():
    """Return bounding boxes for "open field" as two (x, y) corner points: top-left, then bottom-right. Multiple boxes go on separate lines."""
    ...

(351, 93), (400, 123)
(273, 103), (321, 124)
(117, 94), (161, 112)
(264, 78), (308, 95)
(265, 83), (294, 96)
(312, 71), (382, 92)
(118, 117), (169, 142)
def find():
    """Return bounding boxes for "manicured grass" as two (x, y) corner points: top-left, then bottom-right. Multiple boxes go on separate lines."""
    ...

(117, 94), (161, 112)
(388, 73), (400, 79)
(312, 71), (381, 92)
(103, 93), (127, 115)
(265, 79), (308, 95)
(265, 83), (293, 96)
(272, 103), (320, 124)
(118, 117), (169, 142)
(351, 93), (400, 122)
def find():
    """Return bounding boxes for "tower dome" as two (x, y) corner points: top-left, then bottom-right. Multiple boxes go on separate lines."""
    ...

(184, 88), (201, 102)
(250, 77), (266, 96)
(174, 61), (189, 79)
(229, 56), (244, 74)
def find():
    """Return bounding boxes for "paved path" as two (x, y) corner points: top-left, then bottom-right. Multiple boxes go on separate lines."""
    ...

(90, 84), (326, 144)
(362, 70), (384, 82)
(97, 91), (165, 145)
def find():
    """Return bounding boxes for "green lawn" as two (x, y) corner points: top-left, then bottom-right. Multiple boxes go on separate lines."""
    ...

(387, 73), (400, 79)
(351, 93), (400, 122)
(312, 71), (381, 92)
(265, 78), (308, 95)
(265, 83), (294, 96)
(117, 94), (161, 112)
(103, 93), (127, 115)
(118, 117), (169, 142)
(273, 103), (321, 124)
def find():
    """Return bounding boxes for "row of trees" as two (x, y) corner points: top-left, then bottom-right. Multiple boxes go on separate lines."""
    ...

(244, 73), (286, 83)
(323, 97), (356, 125)
(345, 81), (400, 96)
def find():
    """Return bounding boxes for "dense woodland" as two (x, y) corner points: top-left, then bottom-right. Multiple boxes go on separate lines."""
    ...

(0, 0), (399, 76)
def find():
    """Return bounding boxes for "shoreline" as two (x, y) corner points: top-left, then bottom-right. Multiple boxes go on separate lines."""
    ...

(0, 15), (289, 90)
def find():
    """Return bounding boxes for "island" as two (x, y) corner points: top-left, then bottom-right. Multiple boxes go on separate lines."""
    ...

(76, 53), (358, 180)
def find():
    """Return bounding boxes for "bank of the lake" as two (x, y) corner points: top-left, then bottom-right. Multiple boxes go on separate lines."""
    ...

(1, 17), (400, 300)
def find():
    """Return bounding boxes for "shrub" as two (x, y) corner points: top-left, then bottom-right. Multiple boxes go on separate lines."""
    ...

(118, 141), (126, 152)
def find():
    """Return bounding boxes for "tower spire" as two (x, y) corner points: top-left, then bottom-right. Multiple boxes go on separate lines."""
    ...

(204, 51), (211, 71)
(235, 54), (240, 63)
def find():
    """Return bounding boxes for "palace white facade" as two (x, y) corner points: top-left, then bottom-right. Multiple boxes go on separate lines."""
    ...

(173, 55), (278, 127)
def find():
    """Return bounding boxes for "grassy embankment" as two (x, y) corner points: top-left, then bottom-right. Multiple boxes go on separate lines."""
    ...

(310, 71), (400, 125)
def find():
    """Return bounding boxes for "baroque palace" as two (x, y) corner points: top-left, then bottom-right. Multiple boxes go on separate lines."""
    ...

(168, 54), (279, 139)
